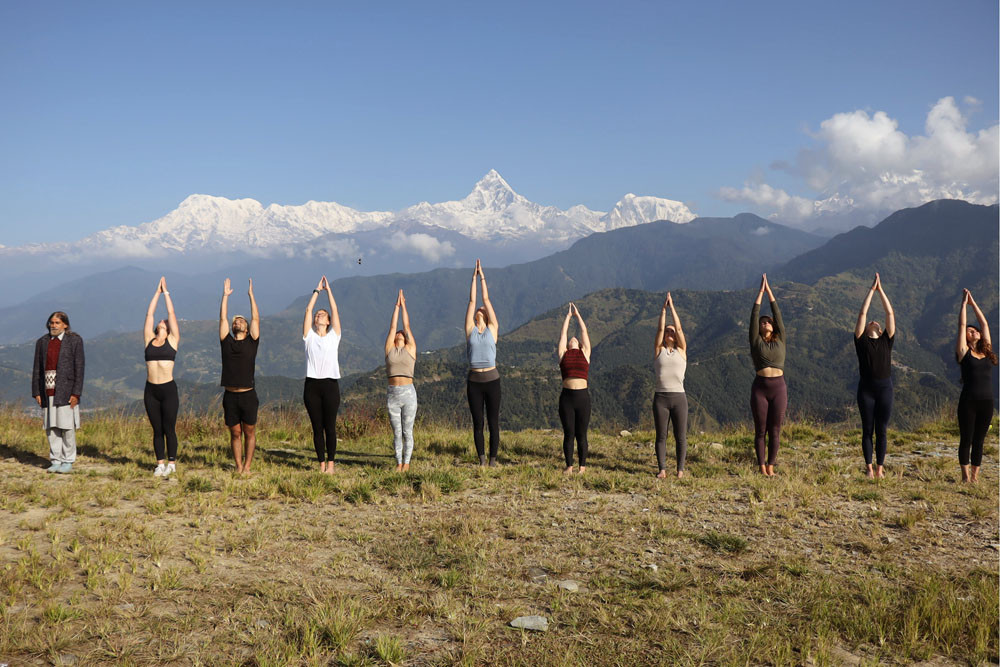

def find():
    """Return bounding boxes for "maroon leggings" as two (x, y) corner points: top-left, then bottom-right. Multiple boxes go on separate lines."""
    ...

(750, 375), (787, 465)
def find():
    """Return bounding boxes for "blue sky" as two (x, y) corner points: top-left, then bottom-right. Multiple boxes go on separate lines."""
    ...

(1, 0), (997, 244)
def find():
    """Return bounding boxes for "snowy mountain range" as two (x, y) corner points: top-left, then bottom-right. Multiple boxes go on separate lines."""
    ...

(1, 170), (696, 258)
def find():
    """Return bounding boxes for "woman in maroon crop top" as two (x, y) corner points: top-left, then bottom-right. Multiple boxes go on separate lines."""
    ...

(558, 303), (592, 474)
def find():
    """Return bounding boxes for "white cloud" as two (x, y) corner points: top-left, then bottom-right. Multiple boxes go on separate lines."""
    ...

(384, 231), (456, 262)
(720, 97), (999, 225)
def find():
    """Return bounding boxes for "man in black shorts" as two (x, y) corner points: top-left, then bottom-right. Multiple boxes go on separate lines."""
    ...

(219, 278), (260, 474)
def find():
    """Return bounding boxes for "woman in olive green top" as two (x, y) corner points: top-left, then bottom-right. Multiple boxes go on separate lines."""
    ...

(749, 273), (786, 476)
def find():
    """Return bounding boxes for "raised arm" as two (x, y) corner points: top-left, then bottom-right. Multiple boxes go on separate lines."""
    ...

(750, 275), (765, 345)
(465, 263), (478, 337)
(144, 279), (162, 344)
(400, 290), (416, 356)
(385, 291), (401, 356)
(323, 276), (341, 337)
(220, 278), (232, 341)
(575, 304), (591, 360)
(765, 275), (784, 339)
(304, 277), (323, 339)
(479, 261), (499, 340)
(558, 305), (572, 359)
(655, 295), (668, 357)
(248, 278), (260, 340)
(968, 290), (991, 348)
(163, 278), (179, 345)
(667, 293), (686, 353)
(855, 275), (877, 339)
(875, 273), (895, 338)
(956, 290), (970, 362)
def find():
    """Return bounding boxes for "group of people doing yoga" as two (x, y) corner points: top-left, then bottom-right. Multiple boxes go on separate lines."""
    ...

(111, 266), (996, 483)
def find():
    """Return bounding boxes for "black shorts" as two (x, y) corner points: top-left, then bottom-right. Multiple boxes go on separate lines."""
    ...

(223, 389), (259, 427)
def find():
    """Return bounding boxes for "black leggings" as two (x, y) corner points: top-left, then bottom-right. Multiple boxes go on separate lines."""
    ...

(559, 388), (591, 467)
(958, 392), (994, 466)
(304, 378), (340, 463)
(653, 392), (688, 471)
(857, 378), (893, 466)
(750, 375), (787, 466)
(467, 377), (501, 458)
(144, 380), (179, 462)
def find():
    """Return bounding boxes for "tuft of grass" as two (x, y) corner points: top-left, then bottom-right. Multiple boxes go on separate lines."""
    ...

(184, 476), (215, 493)
(373, 634), (406, 665)
(696, 531), (748, 554)
(891, 510), (925, 530)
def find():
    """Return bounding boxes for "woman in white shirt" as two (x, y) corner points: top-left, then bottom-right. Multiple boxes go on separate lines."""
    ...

(303, 276), (342, 473)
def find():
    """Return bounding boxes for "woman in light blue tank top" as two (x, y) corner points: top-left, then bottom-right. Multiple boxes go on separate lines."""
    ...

(465, 259), (501, 466)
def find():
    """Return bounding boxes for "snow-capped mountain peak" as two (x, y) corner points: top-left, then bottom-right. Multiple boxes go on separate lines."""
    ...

(601, 193), (696, 229)
(462, 169), (524, 212)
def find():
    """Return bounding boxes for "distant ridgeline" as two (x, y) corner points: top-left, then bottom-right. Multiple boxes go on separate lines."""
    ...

(0, 200), (995, 430)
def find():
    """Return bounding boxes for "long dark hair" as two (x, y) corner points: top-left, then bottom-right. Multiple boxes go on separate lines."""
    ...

(968, 326), (999, 365)
(46, 311), (70, 332)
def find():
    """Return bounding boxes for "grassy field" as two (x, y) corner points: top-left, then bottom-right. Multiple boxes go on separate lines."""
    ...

(0, 406), (997, 666)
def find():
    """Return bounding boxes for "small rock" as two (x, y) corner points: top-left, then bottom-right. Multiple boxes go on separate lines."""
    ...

(708, 443), (724, 453)
(581, 558), (592, 567)
(619, 430), (631, 437)
(527, 567), (548, 583)
(255, 619), (269, 629)
(510, 615), (548, 632)
(117, 603), (135, 611)
(642, 563), (659, 572)
(556, 580), (579, 592)
(58, 654), (78, 666)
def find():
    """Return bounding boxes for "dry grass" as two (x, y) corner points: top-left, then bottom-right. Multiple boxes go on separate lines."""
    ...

(0, 406), (996, 665)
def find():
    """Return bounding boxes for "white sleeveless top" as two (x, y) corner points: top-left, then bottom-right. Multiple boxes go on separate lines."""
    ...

(654, 347), (686, 393)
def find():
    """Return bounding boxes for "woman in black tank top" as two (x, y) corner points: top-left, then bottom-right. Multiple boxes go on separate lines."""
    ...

(955, 289), (997, 484)
(143, 277), (181, 478)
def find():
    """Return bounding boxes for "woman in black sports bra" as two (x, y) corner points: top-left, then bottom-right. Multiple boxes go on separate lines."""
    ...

(955, 289), (997, 484)
(144, 277), (181, 477)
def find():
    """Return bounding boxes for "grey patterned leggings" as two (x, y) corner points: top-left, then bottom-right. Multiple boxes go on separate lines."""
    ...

(653, 392), (688, 471)
(387, 384), (417, 464)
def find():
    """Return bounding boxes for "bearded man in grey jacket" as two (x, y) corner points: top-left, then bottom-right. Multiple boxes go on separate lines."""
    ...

(31, 311), (85, 473)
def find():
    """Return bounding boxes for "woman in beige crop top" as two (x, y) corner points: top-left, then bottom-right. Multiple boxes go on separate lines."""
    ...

(385, 290), (418, 471)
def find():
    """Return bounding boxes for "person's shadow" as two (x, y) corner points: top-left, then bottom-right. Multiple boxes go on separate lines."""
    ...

(0, 442), (51, 468)
(0, 442), (138, 468)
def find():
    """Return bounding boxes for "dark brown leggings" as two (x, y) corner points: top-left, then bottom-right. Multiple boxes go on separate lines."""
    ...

(750, 375), (787, 466)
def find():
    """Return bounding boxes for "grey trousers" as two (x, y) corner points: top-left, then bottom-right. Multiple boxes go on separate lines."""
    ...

(47, 428), (77, 464)
(387, 384), (417, 464)
(653, 392), (688, 471)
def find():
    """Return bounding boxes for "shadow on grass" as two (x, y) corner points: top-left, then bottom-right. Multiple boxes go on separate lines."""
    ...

(0, 441), (50, 468)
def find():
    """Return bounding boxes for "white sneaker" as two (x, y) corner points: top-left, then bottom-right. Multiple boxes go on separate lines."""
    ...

(164, 463), (176, 477)
(153, 463), (166, 477)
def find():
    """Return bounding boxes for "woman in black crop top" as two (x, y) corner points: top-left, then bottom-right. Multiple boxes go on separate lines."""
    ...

(143, 277), (181, 477)
(955, 289), (997, 484)
(854, 273), (895, 479)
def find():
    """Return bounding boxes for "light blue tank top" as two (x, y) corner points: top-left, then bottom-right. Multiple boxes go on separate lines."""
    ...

(467, 327), (497, 369)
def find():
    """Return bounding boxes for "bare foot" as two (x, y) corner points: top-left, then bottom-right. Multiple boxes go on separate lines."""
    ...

(325, 462), (336, 475)
(577, 466), (586, 475)
(866, 465), (875, 480)
(766, 465), (775, 477)
(396, 464), (403, 472)
(402, 463), (410, 472)
(961, 465), (971, 483)
(656, 470), (667, 479)
(970, 465), (980, 483)
(319, 461), (327, 473)
(759, 465), (768, 476)
(563, 466), (573, 475)
(876, 465), (885, 479)
(676, 470), (684, 479)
